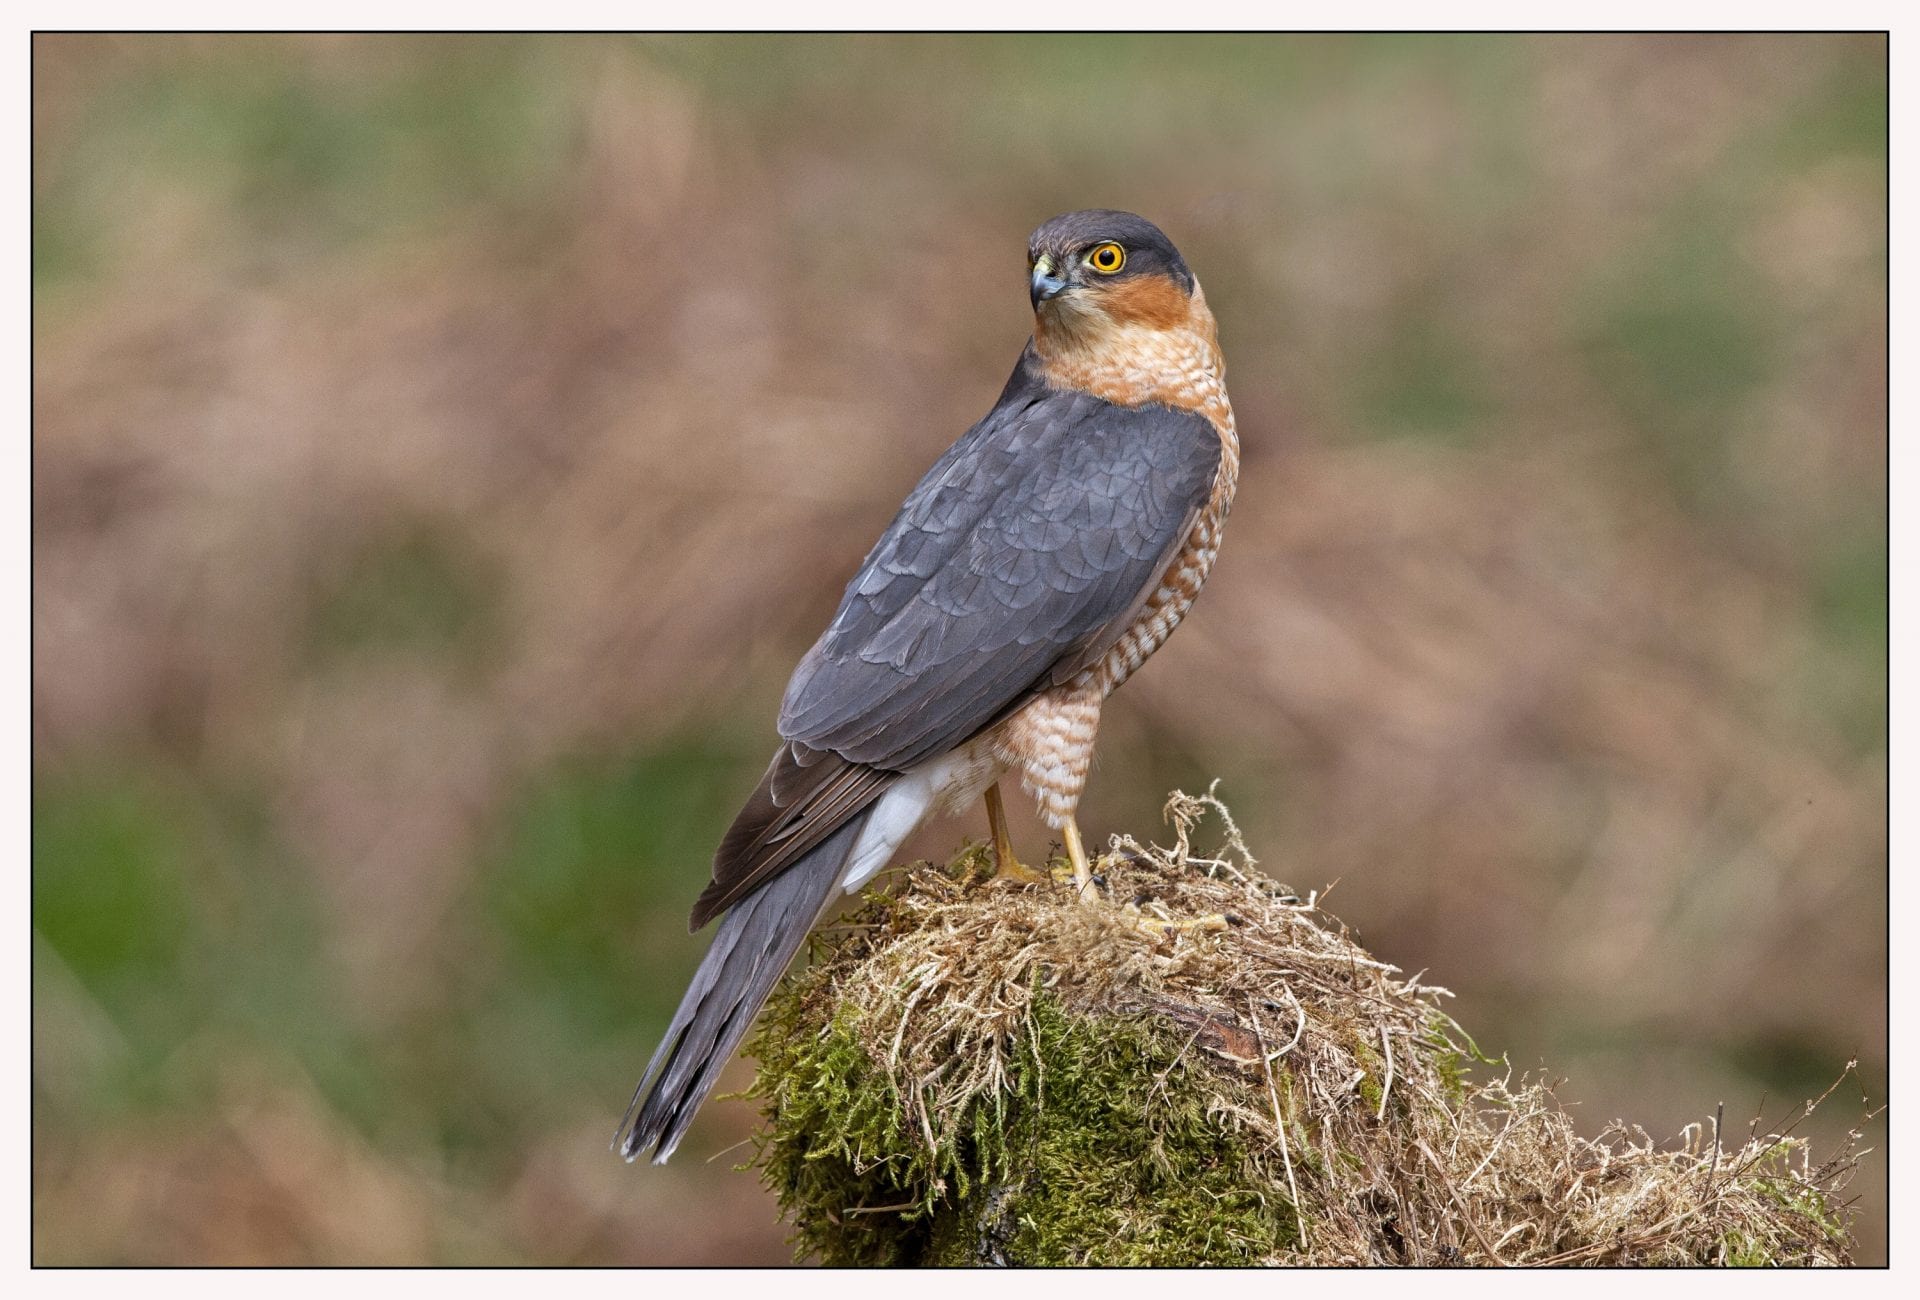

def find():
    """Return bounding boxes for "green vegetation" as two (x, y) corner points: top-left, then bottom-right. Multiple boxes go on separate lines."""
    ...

(754, 986), (1299, 1266)
(32, 34), (1884, 1263)
(35, 36), (580, 295)
(304, 520), (504, 670)
(32, 765), (366, 1117)
(749, 800), (1859, 1265)
(483, 739), (760, 1037)
(1357, 310), (1491, 443)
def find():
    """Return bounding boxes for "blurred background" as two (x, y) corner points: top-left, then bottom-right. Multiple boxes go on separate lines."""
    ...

(32, 33), (1885, 1265)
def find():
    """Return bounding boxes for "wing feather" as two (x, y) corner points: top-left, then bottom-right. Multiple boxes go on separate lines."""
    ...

(778, 367), (1220, 771)
(693, 356), (1220, 930)
(691, 742), (891, 930)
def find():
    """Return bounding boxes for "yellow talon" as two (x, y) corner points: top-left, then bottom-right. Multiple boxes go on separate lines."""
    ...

(986, 783), (1046, 883)
(994, 855), (1049, 884)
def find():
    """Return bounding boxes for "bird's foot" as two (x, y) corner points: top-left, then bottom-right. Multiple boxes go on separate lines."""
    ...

(991, 849), (1051, 885)
(1062, 819), (1103, 905)
(994, 846), (1086, 889)
(984, 782), (1062, 886)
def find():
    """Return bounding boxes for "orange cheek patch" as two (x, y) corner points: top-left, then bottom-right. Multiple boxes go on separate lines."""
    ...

(1094, 275), (1192, 330)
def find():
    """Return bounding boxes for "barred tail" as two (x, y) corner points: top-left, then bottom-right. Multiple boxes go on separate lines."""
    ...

(614, 810), (869, 1163)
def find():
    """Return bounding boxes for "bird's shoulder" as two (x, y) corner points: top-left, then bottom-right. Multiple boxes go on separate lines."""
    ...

(775, 348), (1220, 770)
(807, 351), (1216, 654)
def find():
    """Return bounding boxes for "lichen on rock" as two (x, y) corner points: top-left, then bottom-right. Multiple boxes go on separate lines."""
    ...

(745, 790), (1861, 1266)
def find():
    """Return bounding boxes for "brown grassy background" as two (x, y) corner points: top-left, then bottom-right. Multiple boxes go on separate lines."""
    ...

(32, 33), (1885, 1265)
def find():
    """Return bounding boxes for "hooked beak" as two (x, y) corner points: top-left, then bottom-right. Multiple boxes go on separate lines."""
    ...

(1030, 255), (1069, 309)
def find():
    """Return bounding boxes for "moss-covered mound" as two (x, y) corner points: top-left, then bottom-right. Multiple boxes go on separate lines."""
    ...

(746, 791), (1860, 1266)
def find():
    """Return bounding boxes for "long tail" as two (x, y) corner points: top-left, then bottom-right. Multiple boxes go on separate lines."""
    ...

(615, 809), (871, 1164)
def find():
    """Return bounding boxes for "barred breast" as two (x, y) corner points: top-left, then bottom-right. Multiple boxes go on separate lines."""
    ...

(1093, 409), (1236, 696)
(990, 310), (1239, 827)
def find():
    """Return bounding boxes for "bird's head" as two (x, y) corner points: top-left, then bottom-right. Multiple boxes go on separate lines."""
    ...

(1025, 210), (1210, 358)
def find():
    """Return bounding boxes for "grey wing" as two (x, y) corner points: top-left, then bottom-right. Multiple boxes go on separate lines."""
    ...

(778, 387), (1221, 771)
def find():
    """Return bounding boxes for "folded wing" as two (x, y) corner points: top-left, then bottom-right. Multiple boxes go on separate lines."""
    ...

(691, 368), (1220, 928)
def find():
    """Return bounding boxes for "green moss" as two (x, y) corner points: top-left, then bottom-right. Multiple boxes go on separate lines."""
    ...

(1423, 1011), (1497, 1106)
(1347, 1035), (1417, 1124)
(1718, 1158), (1850, 1267)
(1751, 1152), (1851, 1251)
(1354, 1070), (1383, 1116)
(1703, 1144), (1852, 1266)
(744, 822), (1860, 1267)
(750, 989), (1298, 1265)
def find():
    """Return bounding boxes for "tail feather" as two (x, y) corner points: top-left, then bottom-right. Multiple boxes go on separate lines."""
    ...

(615, 809), (869, 1164)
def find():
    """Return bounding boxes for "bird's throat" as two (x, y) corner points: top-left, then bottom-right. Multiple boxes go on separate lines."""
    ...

(1033, 284), (1225, 417)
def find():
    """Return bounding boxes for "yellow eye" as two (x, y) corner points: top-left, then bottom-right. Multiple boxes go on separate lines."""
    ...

(1086, 242), (1126, 274)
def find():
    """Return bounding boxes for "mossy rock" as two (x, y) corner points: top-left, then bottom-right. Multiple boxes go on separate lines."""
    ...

(756, 991), (1298, 1266)
(746, 793), (1860, 1267)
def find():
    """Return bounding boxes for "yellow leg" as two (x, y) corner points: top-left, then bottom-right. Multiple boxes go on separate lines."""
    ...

(1061, 816), (1096, 899)
(986, 783), (1045, 883)
(1054, 810), (1224, 937)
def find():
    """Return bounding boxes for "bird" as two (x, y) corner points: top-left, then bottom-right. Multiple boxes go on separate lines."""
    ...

(617, 209), (1239, 1164)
